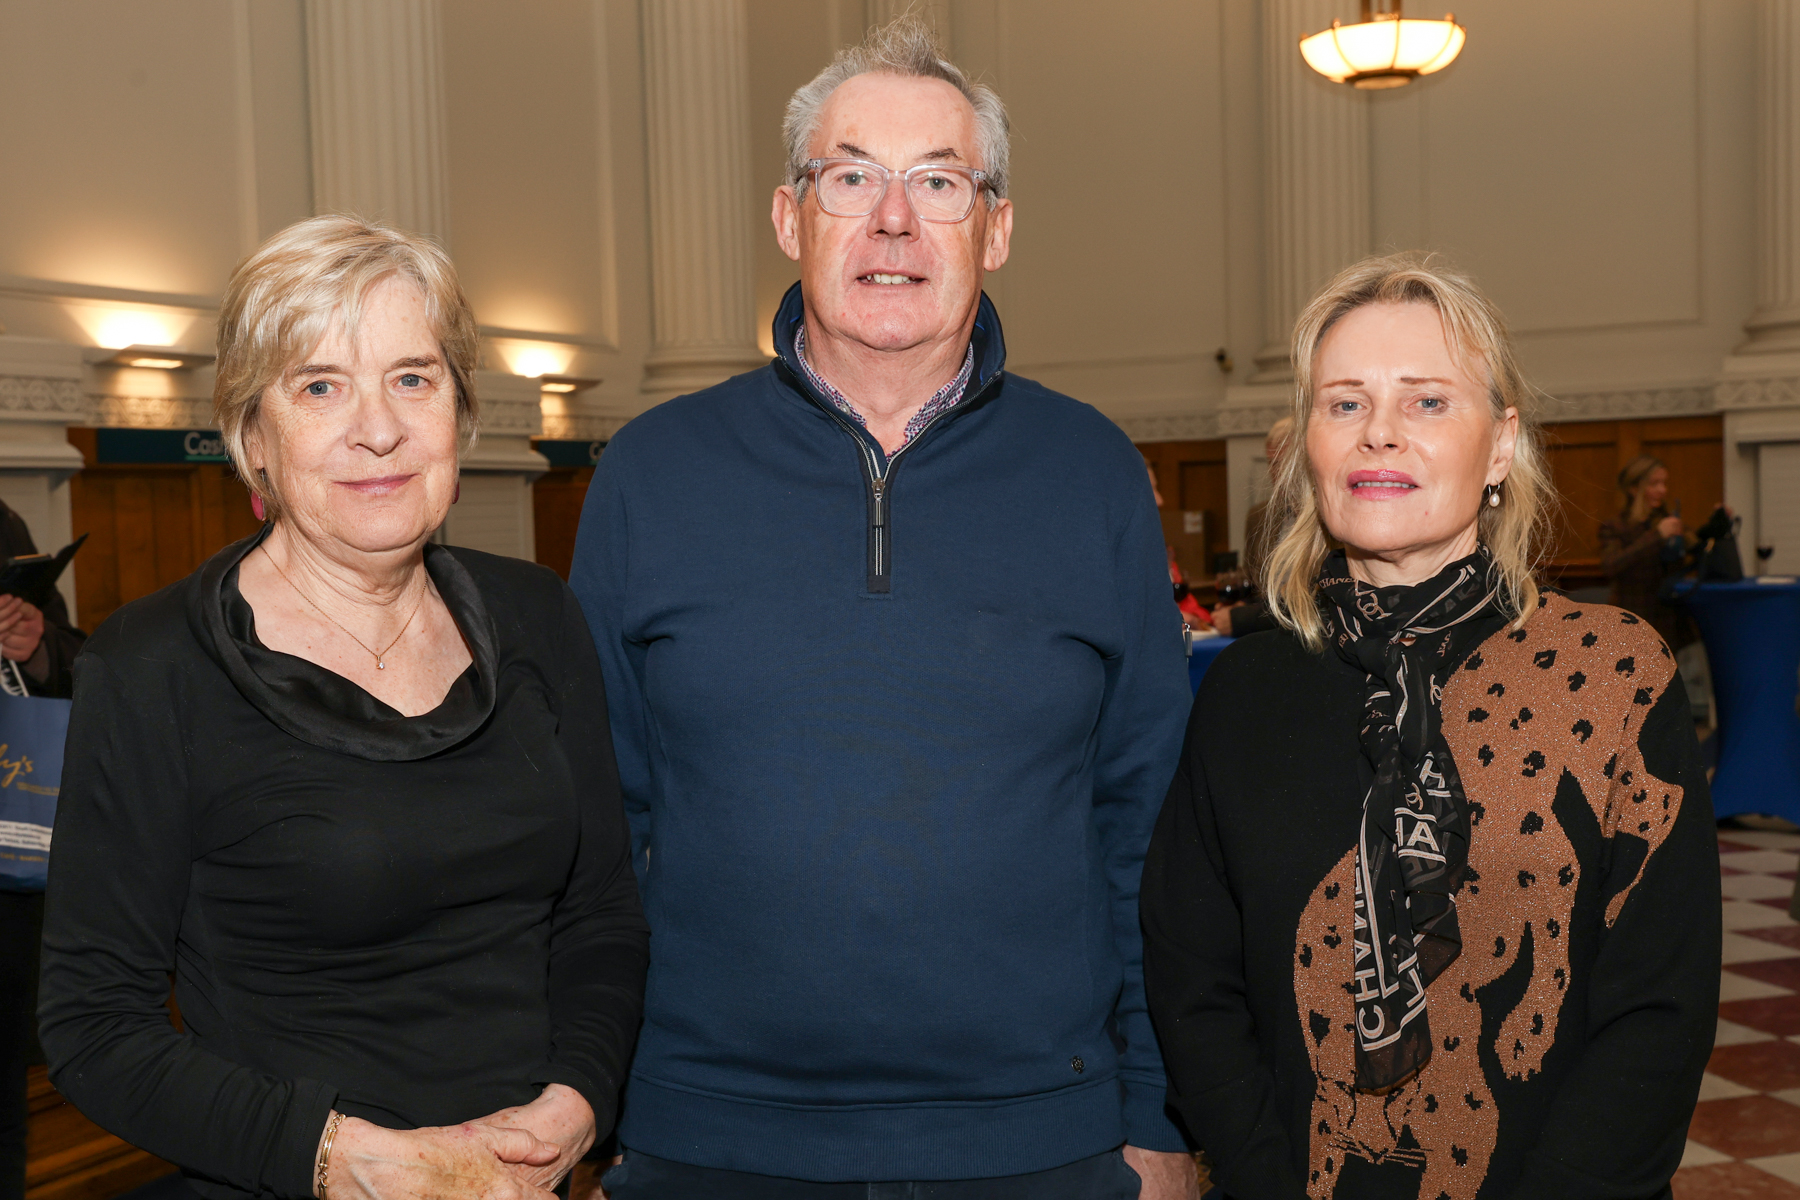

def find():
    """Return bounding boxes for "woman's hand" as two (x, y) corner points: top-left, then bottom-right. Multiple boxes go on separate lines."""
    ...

(0, 595), (45, 667)
(319, 1114), (561, 1200)
(468, 1084), (597, 1190)
(1656, 515), (1684, 539)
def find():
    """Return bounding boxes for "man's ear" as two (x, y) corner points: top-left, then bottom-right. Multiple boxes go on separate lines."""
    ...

(982, 198), (1013, 274)
(772, 186), (802, 263)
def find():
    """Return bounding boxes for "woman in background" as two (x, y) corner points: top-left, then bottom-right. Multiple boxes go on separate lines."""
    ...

(1143, 255), (1717, 1200)
(39, 216), (646, 1200)
(1599, 455), (1694, 651)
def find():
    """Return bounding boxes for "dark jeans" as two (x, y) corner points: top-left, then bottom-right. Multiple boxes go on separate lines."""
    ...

(601, 1148), (1143, 1200)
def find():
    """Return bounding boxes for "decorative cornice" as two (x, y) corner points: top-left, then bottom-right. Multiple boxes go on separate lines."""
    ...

(90, 394), (216, 429)
(0, 376), (91, 421)
(542, 411), (630, 440)
(1111, 411), (1221, 442)
(1539, 385), (1716, 422)
(478, 395), (544, 437)
(1714, 374), (1800, 411)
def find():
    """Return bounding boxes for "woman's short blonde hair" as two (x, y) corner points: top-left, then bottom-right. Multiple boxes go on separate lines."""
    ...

(213, 214), (480, 517)
(1260, 253), (1552, 649)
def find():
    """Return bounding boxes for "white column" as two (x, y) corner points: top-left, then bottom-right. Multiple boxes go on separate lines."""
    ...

(1252, 0), (1370, 380)
(1743, 0), (1800, 353)
(1718, 0), (1800, 569)
(639, 0), (767, 396)
(304, 0), (451, 243)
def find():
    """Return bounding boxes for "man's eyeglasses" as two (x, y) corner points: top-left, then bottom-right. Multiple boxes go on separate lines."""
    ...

(801, 158), (990, 224)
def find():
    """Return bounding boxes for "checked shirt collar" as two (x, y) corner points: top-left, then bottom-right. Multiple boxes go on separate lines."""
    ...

(793, 326), (976, 449)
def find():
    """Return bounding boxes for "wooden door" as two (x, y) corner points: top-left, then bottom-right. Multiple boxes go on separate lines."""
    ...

(66, 432), (263, 632)
(1139, 440), (1230, 583)
(1539, 415), (1723, 591)
(531, 467), (595, 581)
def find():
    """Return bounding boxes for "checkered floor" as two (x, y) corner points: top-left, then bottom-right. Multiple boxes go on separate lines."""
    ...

(1674, 829), (1800, 1198)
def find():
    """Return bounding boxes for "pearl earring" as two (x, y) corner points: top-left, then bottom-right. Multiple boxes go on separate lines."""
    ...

(1487, 484), (1501, 508)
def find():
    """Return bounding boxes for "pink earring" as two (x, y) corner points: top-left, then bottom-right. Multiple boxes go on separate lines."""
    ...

(251, 493), (265, 521)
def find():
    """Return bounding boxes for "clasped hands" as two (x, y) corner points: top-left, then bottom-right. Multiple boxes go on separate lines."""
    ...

(317, 1083), (595, 1200)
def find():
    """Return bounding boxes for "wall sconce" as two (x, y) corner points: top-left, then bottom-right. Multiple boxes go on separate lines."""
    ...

(1300, 0), (1465, 89)
(538, 375), (600, 394)
(86, 345), (215, 370)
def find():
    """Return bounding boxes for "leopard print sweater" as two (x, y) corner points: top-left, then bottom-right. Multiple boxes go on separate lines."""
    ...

(1143, 592), (1721, 1200)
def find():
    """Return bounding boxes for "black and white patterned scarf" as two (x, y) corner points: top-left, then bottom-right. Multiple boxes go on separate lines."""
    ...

(1318, 546), (1505, 1094)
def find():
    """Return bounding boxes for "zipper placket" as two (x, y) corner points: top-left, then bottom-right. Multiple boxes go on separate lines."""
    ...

(815, 373), (1002, 594)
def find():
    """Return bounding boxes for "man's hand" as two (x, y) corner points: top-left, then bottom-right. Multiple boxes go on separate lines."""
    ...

(0, 595), (45, 669)
(1123, 1145), (1201, 1200)
(470, 1084), (597, 1190)
(1212, 604), (1238, 637)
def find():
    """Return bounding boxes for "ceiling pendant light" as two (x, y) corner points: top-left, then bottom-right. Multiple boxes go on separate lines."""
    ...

(1299, 0), (1466, 90)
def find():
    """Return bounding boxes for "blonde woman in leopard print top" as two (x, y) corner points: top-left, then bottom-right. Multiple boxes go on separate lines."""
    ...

(1141, 255), (1719, 1200)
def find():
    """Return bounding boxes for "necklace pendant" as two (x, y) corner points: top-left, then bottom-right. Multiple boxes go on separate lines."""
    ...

(377, 660), (385, 670)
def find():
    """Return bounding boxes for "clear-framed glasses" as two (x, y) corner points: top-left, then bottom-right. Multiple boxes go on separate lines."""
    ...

(802, 158), (989, 224)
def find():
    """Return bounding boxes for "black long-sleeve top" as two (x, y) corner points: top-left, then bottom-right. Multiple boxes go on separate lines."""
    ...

(1142, 592), (1719, 1200)
(1, 500), (85, 698)
(39, 531), (648, 1200)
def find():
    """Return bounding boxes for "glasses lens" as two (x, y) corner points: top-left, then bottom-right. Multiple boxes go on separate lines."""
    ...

(907, 169), (975, 221)
(816, 162), (886, 216)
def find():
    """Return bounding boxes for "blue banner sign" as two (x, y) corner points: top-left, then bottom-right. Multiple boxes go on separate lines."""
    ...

(533, 439), (606, 468)
(95, 428), (231, 464)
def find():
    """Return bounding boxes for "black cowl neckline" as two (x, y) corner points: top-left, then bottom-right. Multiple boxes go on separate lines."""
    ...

(195, 526), (498, 762)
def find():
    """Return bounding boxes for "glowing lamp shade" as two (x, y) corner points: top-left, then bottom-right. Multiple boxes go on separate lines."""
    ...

(507, 345), (569, 379)
(1300, 9), (1465, 90)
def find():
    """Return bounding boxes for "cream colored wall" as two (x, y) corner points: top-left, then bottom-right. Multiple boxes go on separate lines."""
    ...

(0, 0), (1791, 572)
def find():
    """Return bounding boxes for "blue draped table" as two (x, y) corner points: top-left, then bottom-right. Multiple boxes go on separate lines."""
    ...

(1677, 579), (1800, 823)
(1188, 633), (1233, 694)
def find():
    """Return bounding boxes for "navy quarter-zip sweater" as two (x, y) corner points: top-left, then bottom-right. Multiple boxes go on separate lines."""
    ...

(569, 284), (1190, 1180)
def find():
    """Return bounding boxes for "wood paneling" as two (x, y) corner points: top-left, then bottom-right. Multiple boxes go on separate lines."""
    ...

(66, 431), (264, 633)
(1139, 440), (1230, 582)
(531, 467), (594, 581)
(27, 1067), (173, 1200)
(1540, 415), (1724, 590)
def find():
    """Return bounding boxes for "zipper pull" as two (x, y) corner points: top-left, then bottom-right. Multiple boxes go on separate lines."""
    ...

(870, 478), (887, 527)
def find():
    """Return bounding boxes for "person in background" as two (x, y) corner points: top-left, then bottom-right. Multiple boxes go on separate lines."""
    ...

(1211, 419), (1291, 639)
(1146, 462), (1214, 630)
(573, 17), (1196, 1199)
(0, 500), (85, 699)
(39, 216), (647, 1200)
(1142, 254), (1717, 1199)
(1599, 455), (1696, 652)
(0, 500), (84, 1200)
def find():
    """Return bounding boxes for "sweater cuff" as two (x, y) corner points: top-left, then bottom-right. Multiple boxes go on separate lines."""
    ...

(1120, 1072), (1190, 1153)
(273, 1078), (339, 1200)
(532, 1063), (618, 1142)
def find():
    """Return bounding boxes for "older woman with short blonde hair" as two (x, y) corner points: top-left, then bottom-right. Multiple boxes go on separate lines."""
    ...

(1142, 254), (1718, 1200)
(40, 215), (646, 1200)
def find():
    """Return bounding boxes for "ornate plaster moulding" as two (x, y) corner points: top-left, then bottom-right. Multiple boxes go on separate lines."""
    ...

(541, 411), (630, 441)
(90, 394), (217, 429)
(1111, 411), (1223, 443)
(1714, 375), (1800, 412)
(0, 376), (92, 423)
(1538, 385), (1717, 423)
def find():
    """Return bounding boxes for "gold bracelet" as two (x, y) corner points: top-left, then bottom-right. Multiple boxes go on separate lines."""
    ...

(315, 1111), (345, 1200)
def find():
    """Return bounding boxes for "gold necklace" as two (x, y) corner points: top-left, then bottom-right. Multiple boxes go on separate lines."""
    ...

(265, 550), (428, 671)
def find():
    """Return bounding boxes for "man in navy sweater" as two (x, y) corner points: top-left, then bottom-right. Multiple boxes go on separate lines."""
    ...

(573, 17), (1195, 1199)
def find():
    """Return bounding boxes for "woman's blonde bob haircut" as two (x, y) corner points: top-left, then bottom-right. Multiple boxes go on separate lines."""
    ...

(213, 214), (480, 518)
(1260, 253), (1551, 650)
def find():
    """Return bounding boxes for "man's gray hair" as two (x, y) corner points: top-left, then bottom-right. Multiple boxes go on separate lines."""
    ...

(783, 15), (1010, 205)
